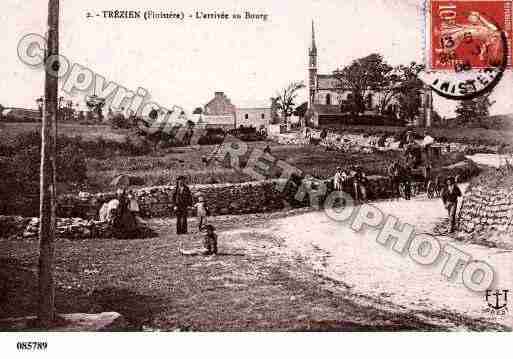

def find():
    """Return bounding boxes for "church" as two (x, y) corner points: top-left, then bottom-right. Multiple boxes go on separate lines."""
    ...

(306, 22), (433, 127)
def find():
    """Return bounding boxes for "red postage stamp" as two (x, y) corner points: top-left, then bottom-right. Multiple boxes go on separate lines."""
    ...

(428, 0), (512, 70)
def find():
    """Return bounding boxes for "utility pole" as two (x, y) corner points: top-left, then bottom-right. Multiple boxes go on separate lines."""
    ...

(38, 0), (59, 328)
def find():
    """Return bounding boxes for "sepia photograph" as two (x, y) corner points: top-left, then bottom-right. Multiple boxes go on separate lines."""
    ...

(0, 0), (512, 356)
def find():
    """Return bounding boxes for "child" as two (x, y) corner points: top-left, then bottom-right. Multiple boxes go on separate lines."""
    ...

(203, 224), (218, 255)
(179, 224), (218, 256)
(194, 196), (209, 231)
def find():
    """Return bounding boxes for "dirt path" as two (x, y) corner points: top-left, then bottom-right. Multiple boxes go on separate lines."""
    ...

(223, 192), (513, 331)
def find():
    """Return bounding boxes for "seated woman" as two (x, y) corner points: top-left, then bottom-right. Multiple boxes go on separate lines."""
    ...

(111, 189), (142, 238)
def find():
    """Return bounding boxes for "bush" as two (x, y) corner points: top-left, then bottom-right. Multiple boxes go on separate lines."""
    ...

(0, 138), (89, 216)
(0, 131), (154, 160)
(58, 144), (87, 183)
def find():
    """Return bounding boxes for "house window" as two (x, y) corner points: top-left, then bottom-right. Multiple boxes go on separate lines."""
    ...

(261, 113), (265, 119)
(245, 114), (249, 120)
(326, 93), (331, 105)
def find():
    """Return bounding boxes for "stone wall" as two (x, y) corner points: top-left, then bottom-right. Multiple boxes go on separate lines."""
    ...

(0, 160), (479, 240)
(0, 216), (117, 240)
(59, 180), (289, 219)
(58, 160), (478, 220)
(274, 131), (500, 155)
(458, 185), (513, 236)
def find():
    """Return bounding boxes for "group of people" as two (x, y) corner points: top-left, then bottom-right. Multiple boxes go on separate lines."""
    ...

(387, 160), (414, 200)
(172, 176), (218, 256)
(99, 176), (218, 254)
(333, 166), (369, 202)
(331, 129), (462, 233)
(99, 188), (151, 238)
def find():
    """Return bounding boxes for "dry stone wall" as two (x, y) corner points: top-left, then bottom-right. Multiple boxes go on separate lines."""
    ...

(58, 160), (478, 220)
(458, 185), (513, 235)
(275, 131), (500, 154)
(0, 160), (479, 240)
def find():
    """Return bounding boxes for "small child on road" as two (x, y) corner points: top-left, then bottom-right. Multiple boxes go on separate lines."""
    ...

(179, 224), (218, 256)
(193, 196), (209, 231)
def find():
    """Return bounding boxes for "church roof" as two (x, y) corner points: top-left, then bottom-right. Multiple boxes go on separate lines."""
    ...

(316, 74), (351, 90)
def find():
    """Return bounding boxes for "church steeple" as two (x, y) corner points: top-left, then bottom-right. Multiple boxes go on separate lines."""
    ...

(310, 20), (317, 53)
(308, 20), (318, 107)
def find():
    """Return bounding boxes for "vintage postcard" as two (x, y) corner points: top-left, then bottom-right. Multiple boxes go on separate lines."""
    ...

(0, 0), (512, 357)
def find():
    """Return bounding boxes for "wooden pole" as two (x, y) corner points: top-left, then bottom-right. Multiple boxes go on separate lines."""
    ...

(38, 0), (59, 328)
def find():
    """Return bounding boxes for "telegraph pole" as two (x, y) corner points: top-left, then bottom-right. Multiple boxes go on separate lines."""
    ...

(38, 0), (59, 328)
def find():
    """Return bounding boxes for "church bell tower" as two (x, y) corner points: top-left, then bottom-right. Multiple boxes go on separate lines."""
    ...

(308, 20), (317, 108)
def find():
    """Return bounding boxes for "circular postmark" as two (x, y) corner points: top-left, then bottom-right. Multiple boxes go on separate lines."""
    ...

(422, 5), (510, 100)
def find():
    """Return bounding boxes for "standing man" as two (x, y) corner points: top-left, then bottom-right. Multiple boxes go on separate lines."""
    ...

(400, 163), (412, 200)
(422, 130), (435, 188)
(388, 161), (401, 199)
(173, 176), (193, 235)
(352, 167), (368, 203)
(441, 177), (462, 233)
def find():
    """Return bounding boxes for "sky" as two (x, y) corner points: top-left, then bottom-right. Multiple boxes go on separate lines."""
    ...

(1, 0), (512, 117)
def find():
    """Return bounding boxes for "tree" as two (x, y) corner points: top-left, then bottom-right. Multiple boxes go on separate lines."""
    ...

(397, 90), (421, 123)
(275, 81), (305, 122)
(375, 62), (424, 116)
(333, 54), (392, 115)
(455, 94), (495, 124)
(394, 62), (426, 122)
(294, 102), (308, 117)
(193, 107), (203, 115)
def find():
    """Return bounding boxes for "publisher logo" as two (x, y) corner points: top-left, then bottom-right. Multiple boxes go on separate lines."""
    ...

(483, 289), (509, 319)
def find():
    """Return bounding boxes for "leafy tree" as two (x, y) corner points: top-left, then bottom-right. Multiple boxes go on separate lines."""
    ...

(397, 90), (421, 123)
(392, 62), (426, 122)
(193, 107), (203, 115)
(294, 102), (308, 117)
(455, 94), (495, 124)
(376, 62), (425, 116)
(333, 54), (392, 115)
(275, 81), (305, 122)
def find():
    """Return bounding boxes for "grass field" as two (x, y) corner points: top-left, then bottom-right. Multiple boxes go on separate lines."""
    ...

(84, 142), (467, 193)
(0, 121), (487, 194)
(0, 122), (130, 142)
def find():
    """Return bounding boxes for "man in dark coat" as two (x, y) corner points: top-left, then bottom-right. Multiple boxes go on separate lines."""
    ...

(441, 177), (462, 233)
(388, 161), (401, 198)
(400, 163), (412, 200)
(173, 176), (193, 234)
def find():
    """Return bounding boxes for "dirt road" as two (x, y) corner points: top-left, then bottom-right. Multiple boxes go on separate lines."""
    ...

(224, 192), (513, 330)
